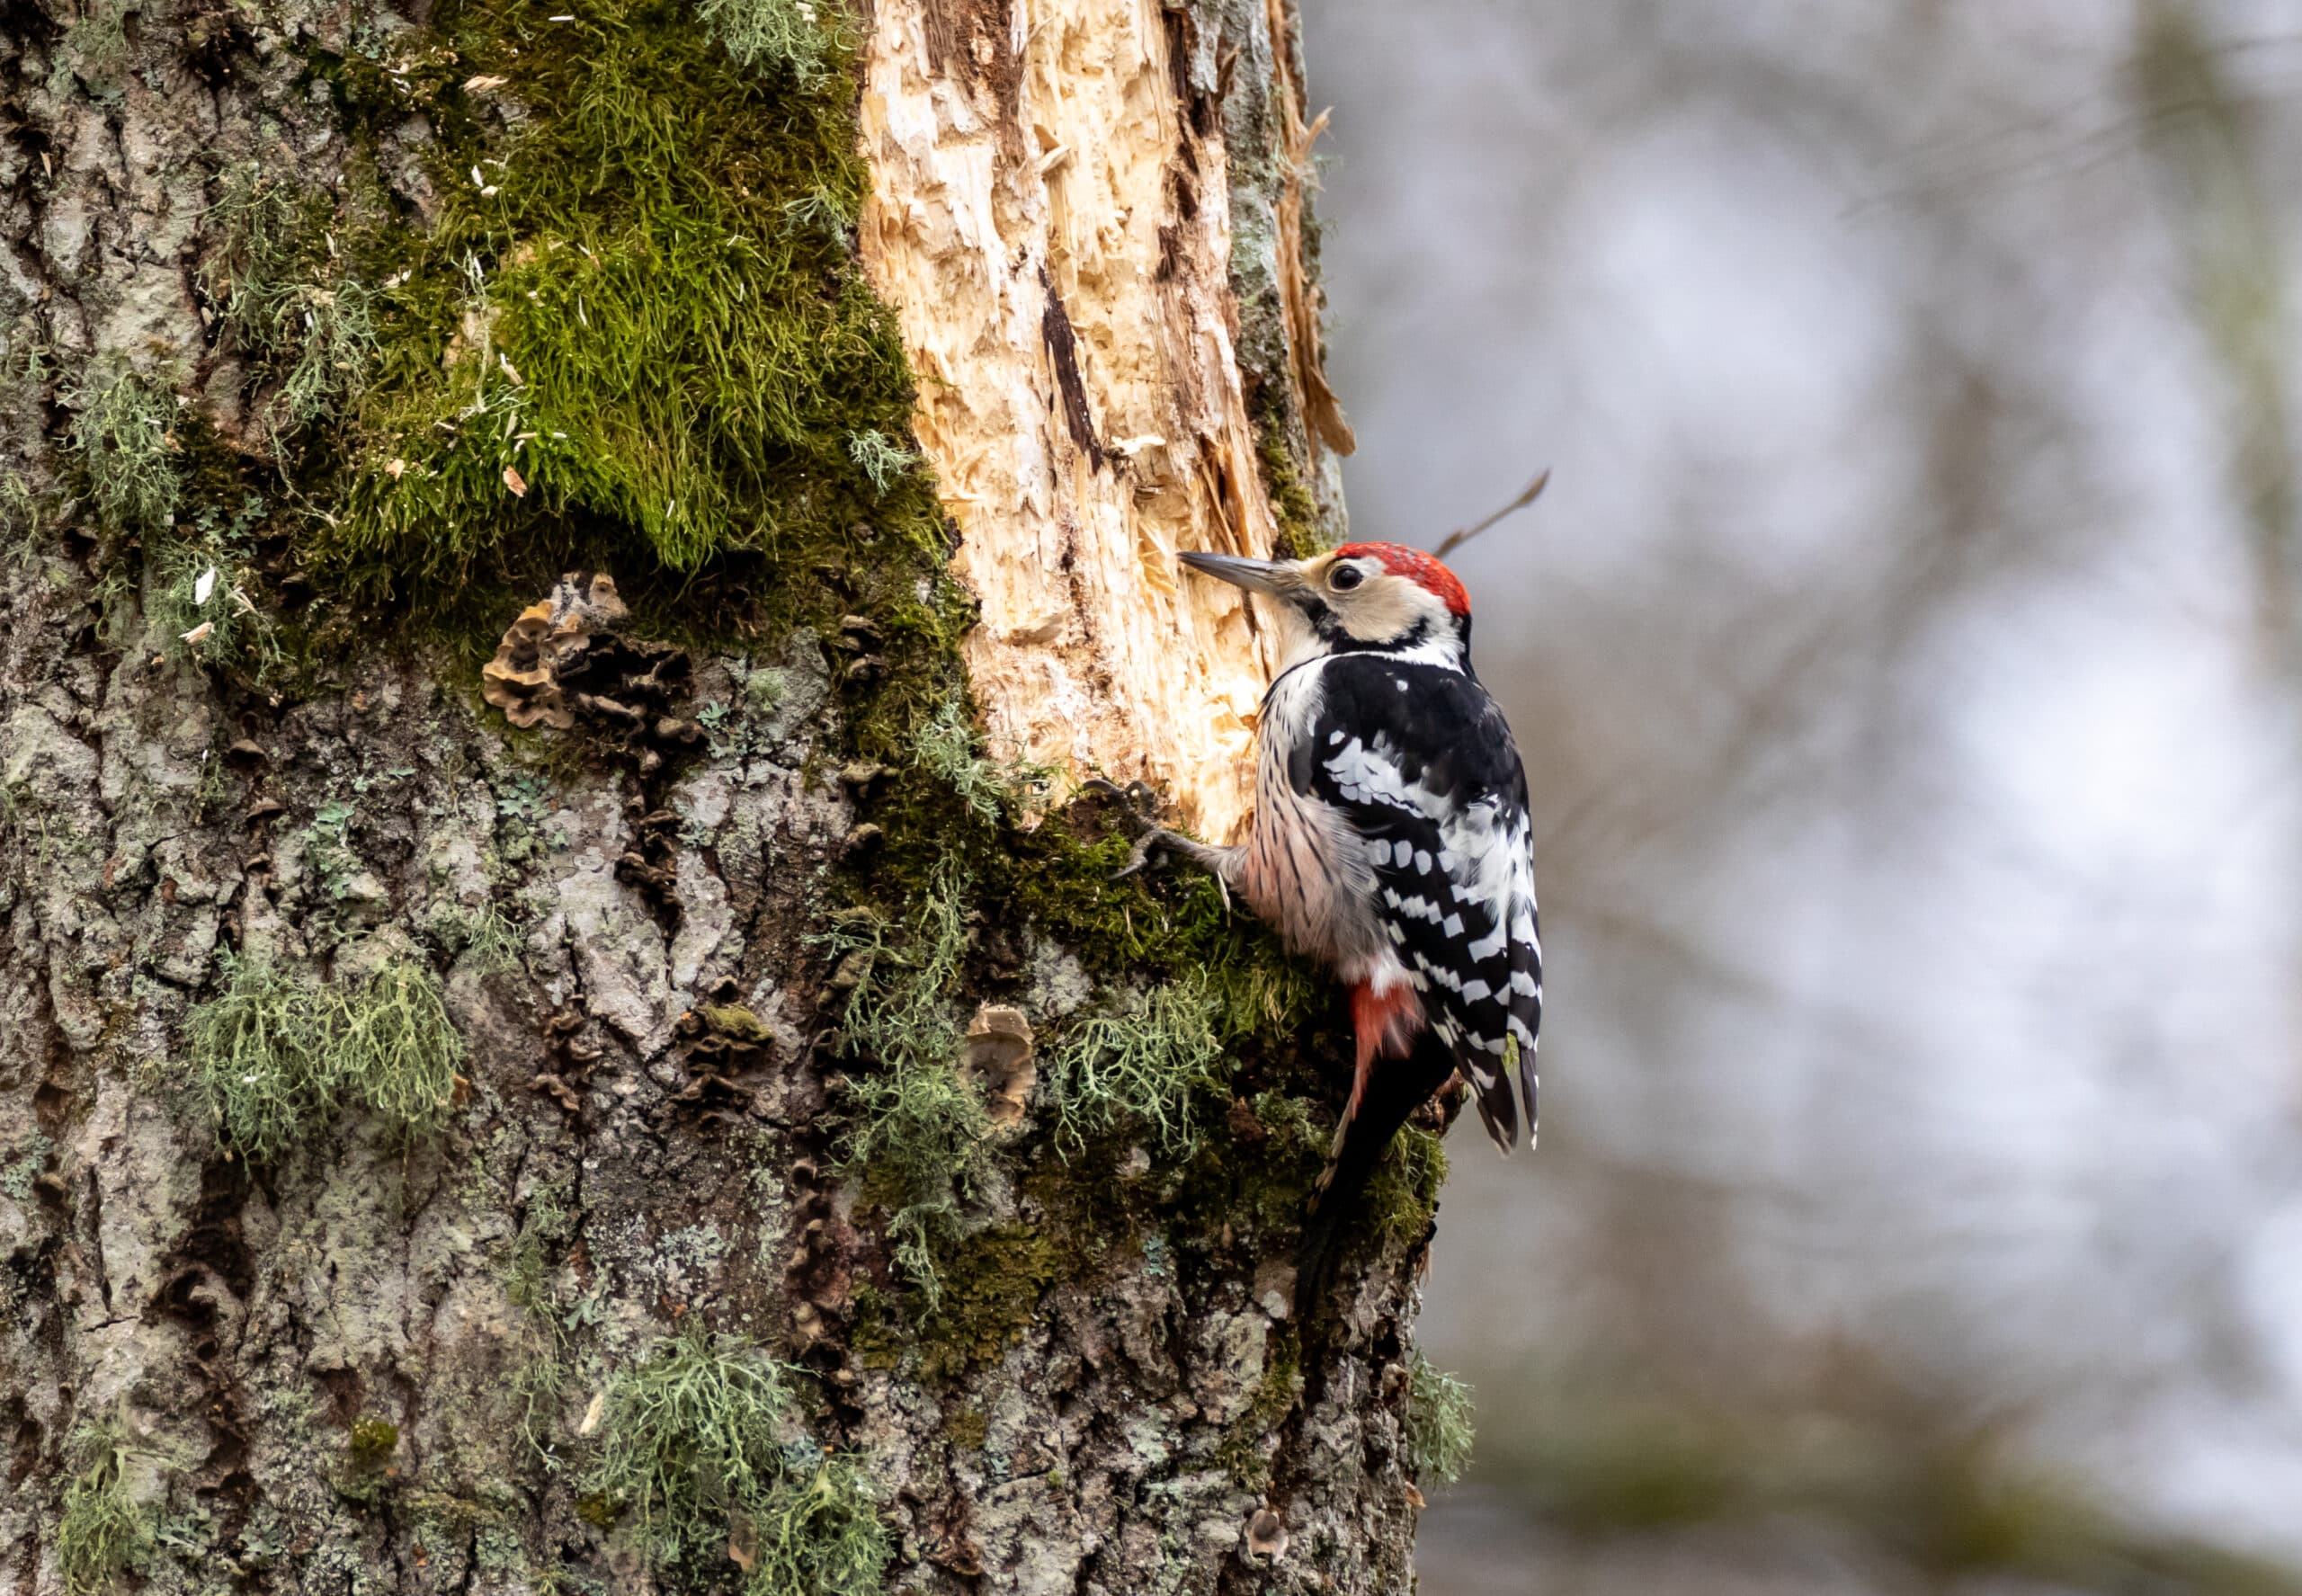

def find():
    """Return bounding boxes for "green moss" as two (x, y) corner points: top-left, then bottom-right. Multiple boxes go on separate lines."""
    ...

(832, 733), (1339, 1313)
(1402, 1351), (1474, 1487)
(67, 363), (181, 536)
(315, 0), (940, 607)
(989, 817), (1319, 1040)
(845, 1286), (904, 1372)
(911, 1223), (1067, 1382)
(348, 1416), (401, 1468)
(189, 953), (465, 1159)
(1365, 1122), (1448, 1252)
(585, 1328), (889, 1596)
(1050, 975), (1225, 1156)
(943, 1406), (987, 1450)
(56, 1417), (153, 1596)
(1214, 1089), (1328, 1238)
(1257, 414), (1325, 559)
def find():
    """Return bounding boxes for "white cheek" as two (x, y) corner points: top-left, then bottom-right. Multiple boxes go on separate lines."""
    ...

(1272, 601), (1321, 665)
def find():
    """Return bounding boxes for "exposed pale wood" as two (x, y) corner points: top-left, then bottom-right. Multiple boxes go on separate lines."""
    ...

(858, 0), (1286, 843)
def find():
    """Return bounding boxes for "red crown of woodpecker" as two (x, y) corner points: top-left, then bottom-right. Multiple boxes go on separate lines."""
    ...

(1331, 542), (1470, 617)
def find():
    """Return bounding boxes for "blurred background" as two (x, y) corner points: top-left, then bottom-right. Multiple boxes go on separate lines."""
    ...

(1304, 3), (2302, 1591)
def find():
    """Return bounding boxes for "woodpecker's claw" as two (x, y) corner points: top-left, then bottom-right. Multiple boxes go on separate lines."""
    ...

(1082, 777), (1159, 818)
(1111, 830), (1164, 880)
(1082, 778), (1167, 878)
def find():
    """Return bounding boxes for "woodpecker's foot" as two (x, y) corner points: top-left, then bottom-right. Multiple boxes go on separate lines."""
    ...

(1082, 778), (1172, 879)
(1082, 777), (1160, 821)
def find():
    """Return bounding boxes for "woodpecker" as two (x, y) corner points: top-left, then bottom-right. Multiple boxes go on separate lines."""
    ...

(1102, 541), (1541, 1287)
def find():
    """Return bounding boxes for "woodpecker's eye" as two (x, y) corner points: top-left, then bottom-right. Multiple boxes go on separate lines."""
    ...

(1330, 563), (1365, 593)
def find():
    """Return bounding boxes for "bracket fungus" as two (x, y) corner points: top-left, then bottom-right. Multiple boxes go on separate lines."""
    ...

(481, 572), (634, 731)
(964, 1004), (1036, 1128)
(480, 572), (700, 768)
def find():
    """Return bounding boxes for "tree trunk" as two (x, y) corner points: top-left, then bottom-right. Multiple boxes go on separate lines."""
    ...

(0, 0), (1451, 1592)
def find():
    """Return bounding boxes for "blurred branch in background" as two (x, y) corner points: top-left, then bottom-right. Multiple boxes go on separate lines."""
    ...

(1433, 468), (1549, 558)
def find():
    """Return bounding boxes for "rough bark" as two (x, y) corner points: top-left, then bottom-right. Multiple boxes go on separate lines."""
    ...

(0, 1), (1441, 1593)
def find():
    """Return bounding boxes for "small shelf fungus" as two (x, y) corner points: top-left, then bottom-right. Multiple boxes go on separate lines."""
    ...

(479, 571), (701, 769)
(963, 1003), (1035, 1128)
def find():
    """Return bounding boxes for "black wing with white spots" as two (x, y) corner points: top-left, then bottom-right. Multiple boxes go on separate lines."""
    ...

(1299, 655), (1542, 1150)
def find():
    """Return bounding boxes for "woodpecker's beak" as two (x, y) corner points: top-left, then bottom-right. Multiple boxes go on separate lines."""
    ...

(1178, 550), (1295, 597)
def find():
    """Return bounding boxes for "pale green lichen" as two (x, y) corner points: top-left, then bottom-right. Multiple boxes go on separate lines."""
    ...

(823, 856), (996, 1304)
(187, 956), (321, 1161)
(0, 1130), (50, 1202)
(911, 701), (1055, 828)
(585, 1329), (888, 1596)
(67, 364), (181, 535)
(338, 960), (466, 1135)
(1050, 975), (1225, 1155)
(55, 0), (129, 89)
(822, 859), (970, 1084)
(56, 1416), (154, 1596)
(189, 953), (464, 1159)
(424, 899), (525, 975)
(0, 469), (41, 566)
(504, 1187), (575, 1463)
(200, 161), (381, 435)
(844, 428), (917, 496)
(144, 495), (281, 670)
(698, 0), (843, 82)
(1403, 1350), (1475, 1487)
(1218, 1329), (1303, 1490)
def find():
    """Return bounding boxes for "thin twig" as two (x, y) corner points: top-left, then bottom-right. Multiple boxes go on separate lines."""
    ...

(1432, 468), (1551, 558)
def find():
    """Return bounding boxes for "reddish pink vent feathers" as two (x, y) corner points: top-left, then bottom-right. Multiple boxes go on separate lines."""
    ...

(1333, 541), (1470, 616)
